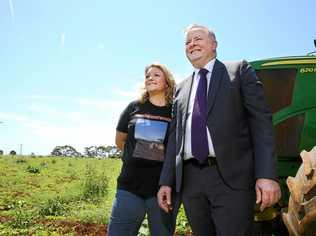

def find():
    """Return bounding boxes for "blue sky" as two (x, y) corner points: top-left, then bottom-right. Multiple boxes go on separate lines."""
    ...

(0, 0), (315, 155)
(135, 119), (168, 143)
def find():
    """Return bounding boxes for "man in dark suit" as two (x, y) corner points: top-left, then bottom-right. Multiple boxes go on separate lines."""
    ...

(157, 24), (281, 235)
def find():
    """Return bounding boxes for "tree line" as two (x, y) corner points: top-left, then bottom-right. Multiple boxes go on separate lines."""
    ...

(0, 145), (121, 158)
(0, 150), (16, 156)
(51, 145), (121, 158)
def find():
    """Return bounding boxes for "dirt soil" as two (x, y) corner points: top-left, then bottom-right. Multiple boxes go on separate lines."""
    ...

(40, 219), (107, 235)
(1, 216), (192, 235)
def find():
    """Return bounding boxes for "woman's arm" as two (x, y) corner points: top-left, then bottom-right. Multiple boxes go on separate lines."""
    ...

(115, 131), (128, 151)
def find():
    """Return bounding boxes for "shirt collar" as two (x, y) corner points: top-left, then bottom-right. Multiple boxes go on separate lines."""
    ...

(194, 58), (216, 76)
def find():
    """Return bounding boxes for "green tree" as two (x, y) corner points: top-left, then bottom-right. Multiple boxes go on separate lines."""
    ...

(105, 145), (121, 158)
(84, 146), (98, 158)
(51, 145), (81, 157)
(10, 150), (16, 156)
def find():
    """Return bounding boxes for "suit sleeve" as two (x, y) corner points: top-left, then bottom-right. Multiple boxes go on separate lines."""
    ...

(159, 94), (177, 187)
(240, 60), (278, 181)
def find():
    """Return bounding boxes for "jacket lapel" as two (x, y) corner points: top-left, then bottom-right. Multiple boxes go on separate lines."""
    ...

(207, 59), (224, 116)
(181, 74), (194, 128)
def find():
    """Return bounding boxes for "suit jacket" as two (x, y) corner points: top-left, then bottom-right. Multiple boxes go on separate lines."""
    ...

(159, 59), (277, 192)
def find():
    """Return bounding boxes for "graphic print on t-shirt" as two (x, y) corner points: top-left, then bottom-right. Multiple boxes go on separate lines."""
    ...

(133, 114), (170, 162)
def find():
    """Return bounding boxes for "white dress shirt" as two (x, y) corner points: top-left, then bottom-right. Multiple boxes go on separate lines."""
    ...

(184, 58), (216, 160)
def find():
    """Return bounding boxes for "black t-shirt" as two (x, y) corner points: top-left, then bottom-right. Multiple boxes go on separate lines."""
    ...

(116, 100), (172, 199)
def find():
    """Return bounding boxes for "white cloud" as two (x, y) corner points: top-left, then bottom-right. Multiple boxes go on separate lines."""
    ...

(113, 80), (144, 98)
(24, 95), (65, 101)
(75, 97), (129, 111)
(98, 43), (105, 49)
(0, 112), (28, 122)
(25, 94), (129, 112)
(61, 33), (65, 47)
(8, 0), (15, 25)
(27, 103), (64, 117)
(115, 89), (139, 99)
(0, 111), (117, 155)
(172, 66), (194, 83)
(24, 114), (117, 154)
(5, 79), (195, 154)
(26, 100), (121, 127)
(30, 122), (115, 149)
(173, 72), (187, 83)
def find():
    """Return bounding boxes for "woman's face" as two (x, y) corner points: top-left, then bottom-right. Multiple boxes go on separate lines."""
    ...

(145, 66), (167, 94)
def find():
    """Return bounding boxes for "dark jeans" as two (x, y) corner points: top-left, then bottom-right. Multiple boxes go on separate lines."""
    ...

(108, 189), (175, 236)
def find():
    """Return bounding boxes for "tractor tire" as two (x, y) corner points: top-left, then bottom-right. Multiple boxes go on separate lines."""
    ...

(282, 146), (316, 236)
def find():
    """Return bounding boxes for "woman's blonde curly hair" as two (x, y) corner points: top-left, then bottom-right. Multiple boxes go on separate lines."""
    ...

(140, 63), (175, 105)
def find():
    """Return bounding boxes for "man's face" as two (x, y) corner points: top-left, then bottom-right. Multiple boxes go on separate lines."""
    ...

(185, 28), (217, 68)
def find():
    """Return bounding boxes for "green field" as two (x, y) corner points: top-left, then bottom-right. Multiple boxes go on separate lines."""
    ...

(0, 155), (190, 235)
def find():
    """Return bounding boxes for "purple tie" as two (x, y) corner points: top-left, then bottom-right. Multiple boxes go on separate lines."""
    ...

(191, 68), (209, 163)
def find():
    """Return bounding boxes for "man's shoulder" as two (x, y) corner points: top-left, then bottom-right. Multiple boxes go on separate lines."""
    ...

(218, 59), (252, 75)
(176, 75), (192, 89)
(220, 59), (245, 69)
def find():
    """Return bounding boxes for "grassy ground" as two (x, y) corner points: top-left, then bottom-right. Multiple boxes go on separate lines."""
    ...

(0, 155), (190, 235)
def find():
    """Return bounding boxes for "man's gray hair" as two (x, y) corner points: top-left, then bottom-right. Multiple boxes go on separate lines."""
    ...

(184, 24), (217, 42)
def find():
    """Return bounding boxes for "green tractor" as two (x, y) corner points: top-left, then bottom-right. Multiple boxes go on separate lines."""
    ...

(251, 41), (316, 235)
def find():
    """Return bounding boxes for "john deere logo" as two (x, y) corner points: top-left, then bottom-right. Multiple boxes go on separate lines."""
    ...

(300, 67), (316, 73)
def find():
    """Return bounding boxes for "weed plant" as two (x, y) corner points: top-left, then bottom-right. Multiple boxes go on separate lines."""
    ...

(16, 159), (27, 164)
(82, 164), (108, 202)
(7, 200), (37, 229)
(38, 196), (68, 217)
(26, 165), (40, 174)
